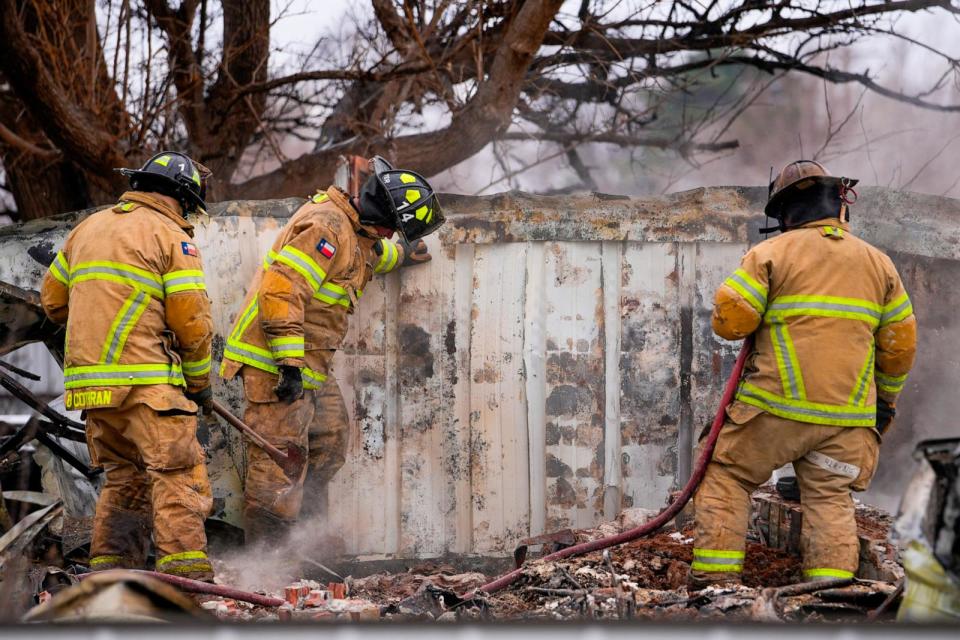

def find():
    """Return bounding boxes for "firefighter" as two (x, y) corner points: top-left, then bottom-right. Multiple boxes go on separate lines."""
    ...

(40, 152), (216, 581)
(691, 160), (917, 587)
(219, 156), (443, 543)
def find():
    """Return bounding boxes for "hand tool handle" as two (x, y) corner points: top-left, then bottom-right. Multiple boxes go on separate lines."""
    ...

(211, 399), (285, 459)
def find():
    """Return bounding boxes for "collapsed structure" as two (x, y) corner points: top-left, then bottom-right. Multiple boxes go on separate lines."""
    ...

(0, 185), (958, 620)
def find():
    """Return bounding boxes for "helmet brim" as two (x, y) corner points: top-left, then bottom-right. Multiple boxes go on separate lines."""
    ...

(765, 175), (858, 218)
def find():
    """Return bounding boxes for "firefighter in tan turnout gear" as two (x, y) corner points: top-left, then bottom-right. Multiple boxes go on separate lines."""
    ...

(220, 156), (444, 543)
(40, 152), (217, 580)
(691, 161), (917, 587)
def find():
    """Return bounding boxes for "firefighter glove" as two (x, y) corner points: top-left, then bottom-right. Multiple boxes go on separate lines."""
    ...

(400, 237), (431, 267)
(876, 397), (896, 435)
(185, 385), (214, 416)
(274, 365), (304, 404)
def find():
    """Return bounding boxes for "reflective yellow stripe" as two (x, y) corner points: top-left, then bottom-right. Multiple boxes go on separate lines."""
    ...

(880, 293), (913, 326)
(48, 251), (69, 285)
(224, 339), (278, 372)
(162, 269), (206, 294)
(768, 320), (805, 400)
(163, 562), (214, 575)
(849, 347), (875, 406)
(725, 268), (767, 314)
(691, 549), (745, 573)
(64, 363), (185, 389)
(232, 298), (260, 341)
(301, 368), (327, 389)
(693, 548), (745, 559)
(90, 555), (125, 567)
(99, 288), (150, 364)
(803, 568), (854, 579)
(312, 192), (329, 203)
(736, 382), (875, 427)
(268, 246), (327, 293)
(876, 370), (908, 394)
(182, 355), (212, 377)
(691, 562), (743, 572)
(223, 339), (326, 389)
(314, 287), (351, 308)
(375, 240), (400, 274)
(766, 295), (881, 326)
(156, 550), (207, 567)
(268, 336), (305, 359)
(70, 261), (164, 298)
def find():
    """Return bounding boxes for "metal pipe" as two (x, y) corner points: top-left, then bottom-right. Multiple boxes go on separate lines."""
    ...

(474, 337), (753, 596)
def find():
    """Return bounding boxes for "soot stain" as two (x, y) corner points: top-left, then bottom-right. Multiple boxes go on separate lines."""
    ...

(398, 323), (434, 379)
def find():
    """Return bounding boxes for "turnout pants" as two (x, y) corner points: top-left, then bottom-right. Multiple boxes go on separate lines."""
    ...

(240, 366), (349, 543)
(84, 386), (214, 581)
(692, 411), (880, 585)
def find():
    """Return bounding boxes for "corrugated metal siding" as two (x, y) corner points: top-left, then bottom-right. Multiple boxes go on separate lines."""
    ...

(3, 186), (958, 557)
(303, 235), (748, 558)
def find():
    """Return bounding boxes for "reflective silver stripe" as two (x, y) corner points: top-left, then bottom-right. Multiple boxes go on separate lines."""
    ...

(277, 247), (326, 292)
(737, 385), (875, 422)
(851, 349), (875, 406)
(316, 285), (348, 301)
(880, 298), (913, 325)
(163, 274), (206, 292)
(728, 271), (767, 306)
(224, 341), (279, 372)
(803, 450), (860, 479)
(230, 299), (259, 341)
(103, 290), (148, 364)
(768, 300), (880, 321)
(875, 370), (907, 393)
(182, 356), (211, 376)
(49, 252), (69, 284)
(772, 323), (802, 400)
(64, 367), (184, 387)
(302, 368), (327, 388)
(70, 265), (164, 297)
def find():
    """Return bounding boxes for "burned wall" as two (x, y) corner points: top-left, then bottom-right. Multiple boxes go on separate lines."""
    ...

(0, 186), (955, 557)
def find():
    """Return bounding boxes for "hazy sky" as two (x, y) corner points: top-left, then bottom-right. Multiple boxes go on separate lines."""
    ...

(263, 1), (960, 198)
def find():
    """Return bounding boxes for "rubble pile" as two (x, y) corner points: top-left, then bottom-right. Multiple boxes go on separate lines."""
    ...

(3, 484), (905, 623)
(171, 492), (902, 623)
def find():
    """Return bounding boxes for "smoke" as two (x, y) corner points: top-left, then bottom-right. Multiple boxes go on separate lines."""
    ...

(212, 511), (347, 592)
(433, 12), (960, 201)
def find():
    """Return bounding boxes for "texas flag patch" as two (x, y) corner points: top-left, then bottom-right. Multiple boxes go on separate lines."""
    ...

(317, 239), (336, 259)
(181, 241), (199, 257)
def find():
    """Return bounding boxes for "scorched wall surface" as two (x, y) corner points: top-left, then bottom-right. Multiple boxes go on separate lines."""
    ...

(0, 186), (956, 559)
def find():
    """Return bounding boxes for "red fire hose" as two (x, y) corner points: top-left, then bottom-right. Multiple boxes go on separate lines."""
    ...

(475, 337), (753, 595)
(79, 569), (286, 608)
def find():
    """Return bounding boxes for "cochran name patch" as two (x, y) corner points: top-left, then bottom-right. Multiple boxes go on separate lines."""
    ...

(181, 241), (199, 257)
(65, 389), (113, 409)
(317, 239), (336, 258)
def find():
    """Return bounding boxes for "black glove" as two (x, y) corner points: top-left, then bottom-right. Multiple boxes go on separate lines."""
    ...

(876, 398), (896, 435)
(274, 365), (304, 404)
(185, 386), (214, 415)
(399, 237), (431, 267)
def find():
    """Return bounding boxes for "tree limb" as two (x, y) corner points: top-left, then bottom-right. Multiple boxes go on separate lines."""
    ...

(0, 0), (125, 191)
(232, 0), (566, 199)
